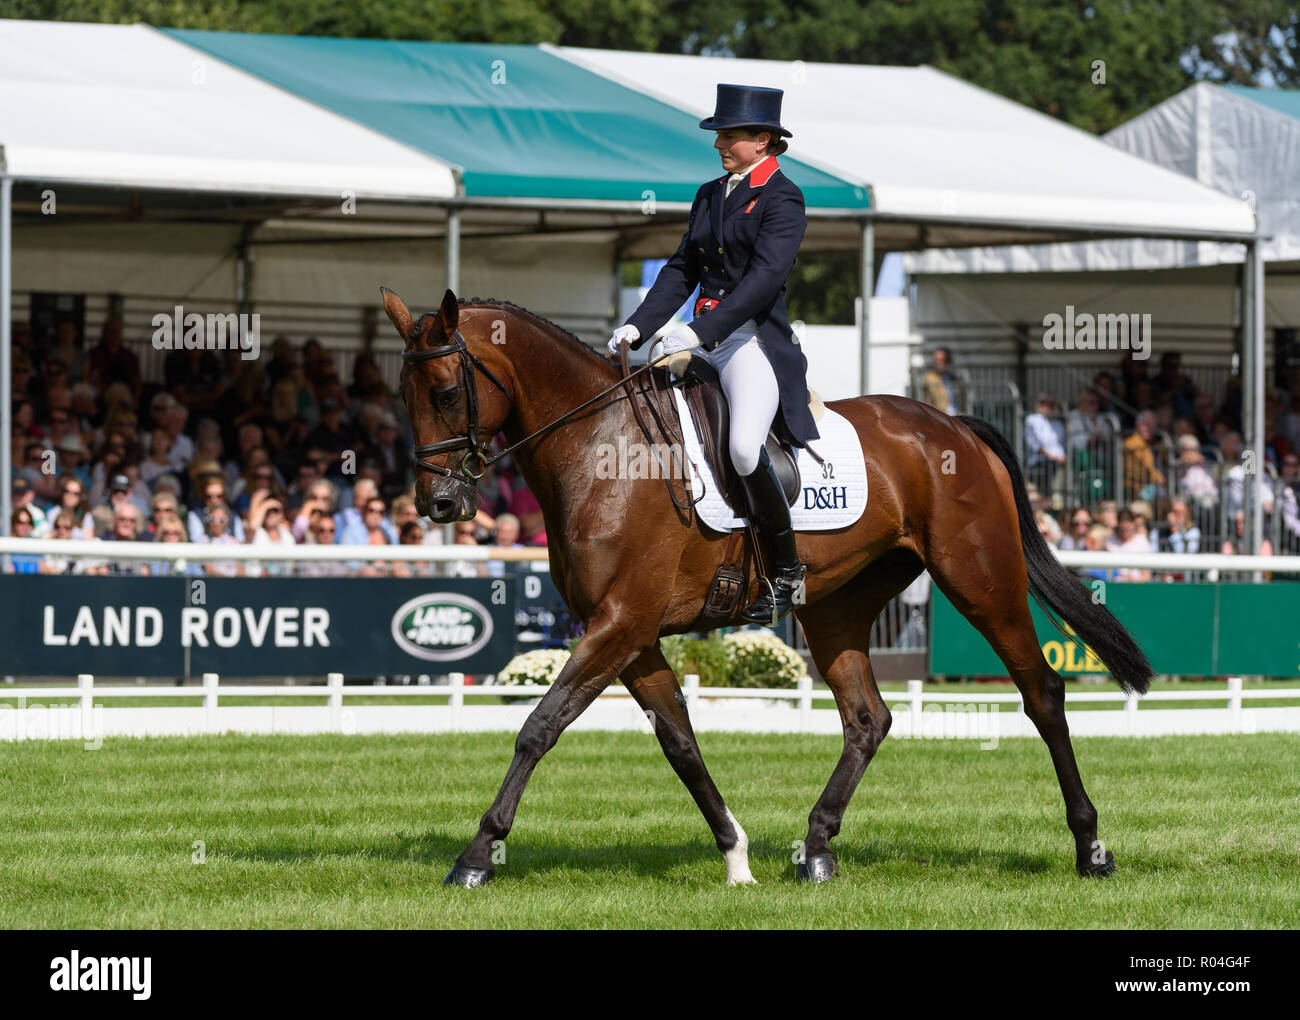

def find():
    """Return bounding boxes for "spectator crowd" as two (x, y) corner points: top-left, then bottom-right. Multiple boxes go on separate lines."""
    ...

(921, 347), (1300, 575)
(7, 319), (548, 576)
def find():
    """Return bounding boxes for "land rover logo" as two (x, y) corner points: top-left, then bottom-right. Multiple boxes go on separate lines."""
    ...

(391, 593), (494, 662)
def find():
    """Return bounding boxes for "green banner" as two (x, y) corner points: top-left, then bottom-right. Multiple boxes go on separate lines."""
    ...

(929, 583), (1300, 678)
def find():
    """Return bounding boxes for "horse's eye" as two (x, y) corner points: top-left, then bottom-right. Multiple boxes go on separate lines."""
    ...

(434, 387), (458, 408)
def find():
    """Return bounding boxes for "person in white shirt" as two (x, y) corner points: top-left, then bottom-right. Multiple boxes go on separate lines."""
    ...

(1025, 393), (1066, 501)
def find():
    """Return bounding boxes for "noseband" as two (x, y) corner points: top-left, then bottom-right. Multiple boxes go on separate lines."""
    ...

(401, 329), (511, 482)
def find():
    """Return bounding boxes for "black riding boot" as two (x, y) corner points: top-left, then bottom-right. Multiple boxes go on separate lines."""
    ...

(739, 447), (805, 625)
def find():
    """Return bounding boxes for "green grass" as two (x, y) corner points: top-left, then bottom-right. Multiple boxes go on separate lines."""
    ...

(0, 730), (1296, 929)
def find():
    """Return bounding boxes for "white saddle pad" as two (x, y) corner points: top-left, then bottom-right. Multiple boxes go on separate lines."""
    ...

(670, 386), (868, 533)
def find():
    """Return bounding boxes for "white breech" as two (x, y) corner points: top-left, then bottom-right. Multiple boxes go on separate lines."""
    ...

(694, 331), (780, 477)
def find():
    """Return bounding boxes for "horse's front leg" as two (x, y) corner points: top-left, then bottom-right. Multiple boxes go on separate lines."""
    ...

(443, 614), (651, 887)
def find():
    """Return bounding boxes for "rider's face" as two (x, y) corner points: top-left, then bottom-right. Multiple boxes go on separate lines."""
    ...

(714, 129), (769, 172)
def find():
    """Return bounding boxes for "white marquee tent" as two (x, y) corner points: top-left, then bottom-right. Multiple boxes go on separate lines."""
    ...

(1, 20), (1270, 544)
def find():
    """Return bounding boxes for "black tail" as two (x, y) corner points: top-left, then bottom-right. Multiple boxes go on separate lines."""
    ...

(958, 415), (1155, 695)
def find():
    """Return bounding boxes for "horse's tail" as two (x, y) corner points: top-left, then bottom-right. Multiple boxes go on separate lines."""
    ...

(958, 415), (1155, 696)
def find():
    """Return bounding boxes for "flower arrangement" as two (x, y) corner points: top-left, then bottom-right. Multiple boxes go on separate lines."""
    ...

(661, 630), (804, 689)
(495, 648), (570, 689)
(722, 630), (805, 689)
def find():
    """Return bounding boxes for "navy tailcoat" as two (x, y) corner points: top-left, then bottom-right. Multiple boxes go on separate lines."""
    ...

(624, 158), (819, 447)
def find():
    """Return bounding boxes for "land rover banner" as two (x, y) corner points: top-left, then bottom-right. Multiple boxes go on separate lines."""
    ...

(0, 576), (517, 677)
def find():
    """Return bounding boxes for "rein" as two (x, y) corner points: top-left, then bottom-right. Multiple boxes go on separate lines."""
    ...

(401, 329), (666, 482)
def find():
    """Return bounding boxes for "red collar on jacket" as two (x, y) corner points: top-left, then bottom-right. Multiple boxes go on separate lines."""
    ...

(716, 156), (781, 187)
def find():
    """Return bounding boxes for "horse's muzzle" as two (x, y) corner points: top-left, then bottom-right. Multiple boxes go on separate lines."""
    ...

(417, 476), (480, 523)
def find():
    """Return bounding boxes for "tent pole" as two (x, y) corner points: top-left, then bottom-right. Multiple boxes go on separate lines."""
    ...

(1, 148), (12, 546)
(859, 217), (873, 396)
(1248, 238), (1266, 556)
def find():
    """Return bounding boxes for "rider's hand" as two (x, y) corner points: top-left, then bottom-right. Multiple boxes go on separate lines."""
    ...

(606, 324), (640, 357)
(651, 323), (700, 374)
(655, 323), (700, 357)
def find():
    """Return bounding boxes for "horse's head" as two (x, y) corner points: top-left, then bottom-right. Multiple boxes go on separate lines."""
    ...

(384, 287), (511, 523)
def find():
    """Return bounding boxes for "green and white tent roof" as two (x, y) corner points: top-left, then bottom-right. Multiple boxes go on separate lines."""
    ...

(0, 18), (1261, 246)
(911, 82), (1297, 274)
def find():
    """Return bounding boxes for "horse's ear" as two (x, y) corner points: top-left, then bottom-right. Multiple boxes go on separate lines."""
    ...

(440, 288), (459, 340)
(381, 287), (413, 342)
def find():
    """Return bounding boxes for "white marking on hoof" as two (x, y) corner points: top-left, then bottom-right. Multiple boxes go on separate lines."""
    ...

(723, 808), (756, 886)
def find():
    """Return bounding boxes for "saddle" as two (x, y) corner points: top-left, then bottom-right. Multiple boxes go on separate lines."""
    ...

(678, 361), (800, 514)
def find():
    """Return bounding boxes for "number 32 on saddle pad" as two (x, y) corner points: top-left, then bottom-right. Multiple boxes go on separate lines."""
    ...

(670, 387), (868, 533)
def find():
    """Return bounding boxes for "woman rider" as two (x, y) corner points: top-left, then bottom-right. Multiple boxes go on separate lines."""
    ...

(607, 83), (818, 625)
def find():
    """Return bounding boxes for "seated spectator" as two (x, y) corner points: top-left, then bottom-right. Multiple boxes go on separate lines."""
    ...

(196, 503), (241, 576)
(139, 429), (175, 487)
(52, 433), (90, 488)
(1025, 393), (1066, 502)
(40, 511), (84, 575)
(43, 475), (94, 540)
(339, 495), (393, 548)
(1153, 499), (1201, 555)
(1059, 507), (1092, 551)
(9, 508), (42, 573)
(147, 492), (183, 541)
(1123, 411), (1167, 504)
(298, 513), (347, 577)
(1112, 509), (1151, 582)
(509, 482), (546, 545)
(103, 503), (150, 575)
(1221, 431), (1275, 523)
(165, 346), (226, 417)
(249, 495), (297, 548)
(11, 477), (47, 535)
(149, 520), (202, 576)
(304, 398), (356, 468)
(391, 521), (434, 579)
(147, 392), (196, 474)
(292, 479), (339, 543)
(391, 494), (443, 545)
(1174, 434), (1218, 511)
(1081, 524), (1116, 583)
(1034, 509), (1062, 548)
(447, 520), (486, 577)
(336, 478), (395, 544)
(187, 473), (247, 542)
(86, 318), (141, 399)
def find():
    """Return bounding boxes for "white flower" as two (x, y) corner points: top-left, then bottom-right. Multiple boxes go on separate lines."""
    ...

(496, 649), (571, 687)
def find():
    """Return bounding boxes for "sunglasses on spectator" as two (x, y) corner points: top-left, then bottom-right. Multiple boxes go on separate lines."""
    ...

(15, 517), (32, 527)
(365, 504), (385, 514)
(54, 523), (72, 533)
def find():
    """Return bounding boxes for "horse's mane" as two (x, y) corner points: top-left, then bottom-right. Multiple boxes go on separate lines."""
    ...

(455, 297), (612, 370)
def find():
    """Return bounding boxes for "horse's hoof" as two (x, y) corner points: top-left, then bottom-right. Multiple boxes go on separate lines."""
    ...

(796, 852), (839, 883)
(443, 862), (495, 887)
(1078, 850), (1117, 877)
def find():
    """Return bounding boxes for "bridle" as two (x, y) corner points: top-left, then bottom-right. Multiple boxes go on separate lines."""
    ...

(401, 326), (667, 485)
(401, 328), (511, 482)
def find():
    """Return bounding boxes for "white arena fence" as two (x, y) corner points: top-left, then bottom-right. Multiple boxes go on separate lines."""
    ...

(0, 540), (1297, 741)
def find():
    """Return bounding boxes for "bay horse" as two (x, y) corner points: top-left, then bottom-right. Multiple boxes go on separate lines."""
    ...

(386, 287), (1154, 887)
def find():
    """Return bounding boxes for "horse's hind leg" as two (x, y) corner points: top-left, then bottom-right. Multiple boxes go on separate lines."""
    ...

(622, 643), (755, 886)
(793, 558), (917, 882)
(926, 542), (1114, 877)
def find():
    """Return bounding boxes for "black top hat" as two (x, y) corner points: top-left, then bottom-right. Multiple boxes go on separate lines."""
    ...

(699, 84), (792, 139)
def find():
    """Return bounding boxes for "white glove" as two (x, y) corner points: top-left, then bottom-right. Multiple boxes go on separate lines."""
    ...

(606, 324), (640, 356)
(651, 323), (700, 374)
